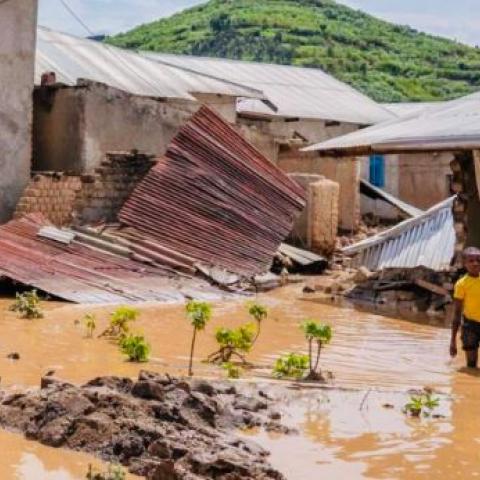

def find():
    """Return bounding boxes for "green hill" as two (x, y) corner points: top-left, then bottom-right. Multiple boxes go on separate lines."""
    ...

(107, 0), (480, 102)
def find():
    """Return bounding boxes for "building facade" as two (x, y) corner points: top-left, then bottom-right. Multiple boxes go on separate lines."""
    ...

(0, 0), (38, 222)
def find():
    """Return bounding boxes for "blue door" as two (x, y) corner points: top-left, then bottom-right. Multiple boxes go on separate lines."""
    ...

(369, 154), (385, 188)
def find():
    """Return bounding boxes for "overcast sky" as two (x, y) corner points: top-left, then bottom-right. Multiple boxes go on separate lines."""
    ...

(38, 0), (480, 46)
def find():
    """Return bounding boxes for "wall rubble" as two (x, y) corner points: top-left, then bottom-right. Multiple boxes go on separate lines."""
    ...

(15, 152), (156, 226)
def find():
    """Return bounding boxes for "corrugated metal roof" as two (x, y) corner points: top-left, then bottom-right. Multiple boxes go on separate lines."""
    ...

(0, 214), (226, 304)
(342, 197), (455, 271)
(305, 91), (480, 155)
(119, 105), (306, 276)
(360, 179), (424, 218)
(382, 102), (444, 117)
(36, 27), (264, 101)
(142, 52), (394, 125)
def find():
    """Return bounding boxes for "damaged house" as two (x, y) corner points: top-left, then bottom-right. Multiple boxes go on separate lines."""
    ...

(303, 92), (480, 319)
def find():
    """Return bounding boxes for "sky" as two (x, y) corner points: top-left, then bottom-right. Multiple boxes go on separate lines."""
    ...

(38, 0), (480, 46)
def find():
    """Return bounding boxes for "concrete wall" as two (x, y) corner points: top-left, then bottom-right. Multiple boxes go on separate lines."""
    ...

(0, 0), (37, 222)
(398, 152), (453, 209)
(33, 81), (199, 173)
(360, 152), (453, 216)
(238, 116), (361, 231)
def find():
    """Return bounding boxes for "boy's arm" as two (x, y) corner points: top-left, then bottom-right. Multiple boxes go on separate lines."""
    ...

(450, 299), (463, 357)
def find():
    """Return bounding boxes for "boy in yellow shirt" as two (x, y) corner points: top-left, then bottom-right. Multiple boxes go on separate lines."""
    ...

(450, 247), (480, 368)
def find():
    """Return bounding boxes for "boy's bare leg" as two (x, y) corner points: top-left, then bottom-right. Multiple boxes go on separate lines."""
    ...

(466, 350), (478, 368)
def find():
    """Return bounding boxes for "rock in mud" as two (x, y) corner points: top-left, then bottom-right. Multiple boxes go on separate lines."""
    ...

(0, 373), (287, 479)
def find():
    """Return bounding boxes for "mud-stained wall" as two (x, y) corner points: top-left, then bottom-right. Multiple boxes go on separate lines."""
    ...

(33, 81), (198, 173)
(237, 116), (361, 232)
(278, 151), (360, 232)
(398, 152), (453, 209)
(0, 0), (38, 222)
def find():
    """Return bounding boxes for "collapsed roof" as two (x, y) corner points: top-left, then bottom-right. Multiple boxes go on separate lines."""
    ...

(142, 52), (394, 125)
(0, 214), (226, 304)
(343, 197), (455, 271)
(119, 105), (306, 276)
(304, 91), (480, 155)
(36, 27), (265, 101)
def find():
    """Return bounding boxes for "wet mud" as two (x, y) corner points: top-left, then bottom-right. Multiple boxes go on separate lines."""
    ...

(0, 284), (477, 479)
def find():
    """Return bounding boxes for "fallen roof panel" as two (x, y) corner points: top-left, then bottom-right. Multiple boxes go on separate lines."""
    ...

(342, 197), (455, 271)
(0, 214), (225, 304)
(36, 27), (265, 101)
(360, 179), (424, 218)
(119, 105), (306, 276)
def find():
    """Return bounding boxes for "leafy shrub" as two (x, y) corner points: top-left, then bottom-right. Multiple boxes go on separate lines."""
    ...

(222, 361), (242, 379)
(100, 306), (139, 339)
(273, 353), (309, 379)
(186, 300), (212, 376)
(10, 290), (43, 319)
(247, 301), (268, 344)
(404, 393), (440, 417)
(86, 464), (126, 480)
(119, 334), (151, 362)
(301, 320), (332, 381)
(83, 313), (97, 338)
(209, 323), (256, 364)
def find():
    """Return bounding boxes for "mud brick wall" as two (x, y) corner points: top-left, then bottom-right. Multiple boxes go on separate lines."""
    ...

(14, 174), (82, 225)
(74, 152), (156, 224)
(14, 152), (156, 226)
(288, 173), (340, 256)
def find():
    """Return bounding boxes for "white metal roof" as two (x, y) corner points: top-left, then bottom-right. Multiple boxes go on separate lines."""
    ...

(343, 197), (455, 271)
(142, 52), (394, 125)
(382, 102), (444, 117)
(305, 91), (480, 155)
(35, 27), (265, 101)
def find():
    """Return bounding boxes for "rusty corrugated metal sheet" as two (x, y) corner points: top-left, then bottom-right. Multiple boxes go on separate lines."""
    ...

(0, 214), (225, 304)
(119, 106), (306, 276)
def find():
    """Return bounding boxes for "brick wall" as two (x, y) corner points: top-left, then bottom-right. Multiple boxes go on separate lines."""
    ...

(14, 151), (156, 226)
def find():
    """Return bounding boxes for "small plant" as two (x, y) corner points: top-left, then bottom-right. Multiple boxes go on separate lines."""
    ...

(186, 300), (212, 376)
(247, 301), (268, 345)
(10, 290), (44, 319)
(86, 464), (126, 480)
(222, 361), (242, 379)
(100, 306), (139, 339)
(119, 333), (151, 362)
(83, 314), (97, 338)
(273, 353), (309, 379)
(208, 323), (256, 364)
(404, 393), (440, 417)
(301, 320), (332, 381)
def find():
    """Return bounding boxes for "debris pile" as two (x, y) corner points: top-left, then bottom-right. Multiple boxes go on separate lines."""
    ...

(0, 373), (288, 480)
(119, 106), (306, 276)
(346, 266), (456, 319)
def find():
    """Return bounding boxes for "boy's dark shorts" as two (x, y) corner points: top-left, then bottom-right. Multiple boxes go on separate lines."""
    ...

(461, 318), (480, 351)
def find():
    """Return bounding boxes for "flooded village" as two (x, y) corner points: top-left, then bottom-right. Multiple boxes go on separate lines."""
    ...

(1, 0), (480, 479)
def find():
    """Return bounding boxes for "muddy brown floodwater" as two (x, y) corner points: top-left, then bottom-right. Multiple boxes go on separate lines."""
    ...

(0, 284), (477, 479)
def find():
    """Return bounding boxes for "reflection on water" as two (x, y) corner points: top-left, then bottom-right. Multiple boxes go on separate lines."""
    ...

(0, 284), (477, 479)
(0, 429), (138, 479)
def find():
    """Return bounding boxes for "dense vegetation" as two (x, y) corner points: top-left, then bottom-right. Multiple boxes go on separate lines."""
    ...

(107, 0), (480, 102)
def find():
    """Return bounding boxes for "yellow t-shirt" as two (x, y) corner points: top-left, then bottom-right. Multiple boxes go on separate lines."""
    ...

(454, 274), (480, 322)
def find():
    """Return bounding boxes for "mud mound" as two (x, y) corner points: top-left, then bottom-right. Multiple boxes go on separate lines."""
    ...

(0, 372), (286, 479)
